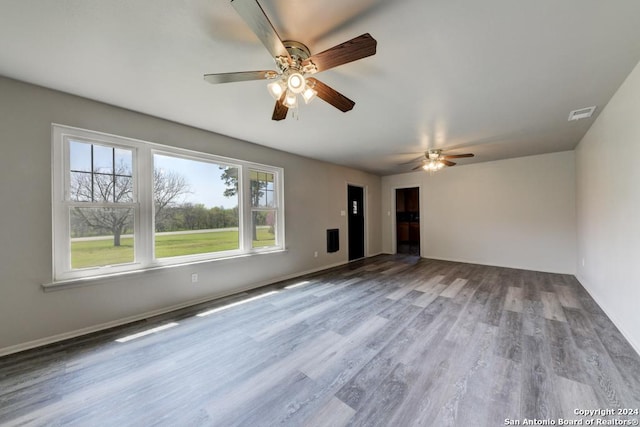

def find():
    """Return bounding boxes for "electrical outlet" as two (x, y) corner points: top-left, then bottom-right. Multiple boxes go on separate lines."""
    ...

(191, 273), (198, 283)
(581, 258), (585, 267)
(314, 251), (318, 258)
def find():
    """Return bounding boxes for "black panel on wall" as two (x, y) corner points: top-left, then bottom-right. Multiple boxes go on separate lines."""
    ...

(327, 229), (339, 253)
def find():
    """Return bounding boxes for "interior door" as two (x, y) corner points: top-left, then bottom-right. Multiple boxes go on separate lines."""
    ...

(395, 187), (420, 255)
(348, 185), (365, 261)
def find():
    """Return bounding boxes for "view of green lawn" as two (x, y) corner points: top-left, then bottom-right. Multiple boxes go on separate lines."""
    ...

(71, 229), (275, 269)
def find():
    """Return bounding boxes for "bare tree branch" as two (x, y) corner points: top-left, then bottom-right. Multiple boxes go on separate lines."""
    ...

(70, 162), (189, 246)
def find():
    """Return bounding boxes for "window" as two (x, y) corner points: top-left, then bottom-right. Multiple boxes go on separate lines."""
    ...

(250, 170), (278, 249)
(63, 139), (138, 272)
(52, 125), (284, 282)
(152, 153), (240, 259)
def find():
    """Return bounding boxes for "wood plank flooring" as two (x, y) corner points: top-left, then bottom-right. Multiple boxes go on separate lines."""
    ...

(1, 256), (640, 426)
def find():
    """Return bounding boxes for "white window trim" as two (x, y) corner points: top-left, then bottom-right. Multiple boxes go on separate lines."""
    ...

(243, 166), (285, 252)
(149, 147), (246, 266)
(51, 124), (285, 284)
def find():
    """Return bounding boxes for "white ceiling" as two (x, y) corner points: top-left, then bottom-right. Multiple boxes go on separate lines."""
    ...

(1, 0), (640, 175)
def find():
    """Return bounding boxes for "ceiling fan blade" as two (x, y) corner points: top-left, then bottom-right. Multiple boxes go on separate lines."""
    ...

(272, 93), (288, 121)
(442, 153), (474, 159)
(401, 155), (426, 165)
(231, 0), (291, 62)
(204, 70), (279, 84)
(441, 160), (456, 167)
(307, 78), (355, 112)
(302, 33), (377, 73)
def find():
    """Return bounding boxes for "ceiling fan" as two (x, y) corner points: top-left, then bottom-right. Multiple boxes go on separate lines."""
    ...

(410, 149), (475, 171)
(203, 0), (377, 121)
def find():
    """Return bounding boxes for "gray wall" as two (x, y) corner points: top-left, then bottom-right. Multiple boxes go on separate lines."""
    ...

(576, 59), (640, 354)
(381, 151), (577, 274)
(0, 76), (382, 354)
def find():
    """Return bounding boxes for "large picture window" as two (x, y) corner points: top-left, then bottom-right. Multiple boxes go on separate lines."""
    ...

(152, 153), (240, 259)
(52, 125), (284, 282)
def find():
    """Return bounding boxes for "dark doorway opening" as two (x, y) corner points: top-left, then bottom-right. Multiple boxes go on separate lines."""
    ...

(396, 187), (420, 255)
(348, 185), (365, 261)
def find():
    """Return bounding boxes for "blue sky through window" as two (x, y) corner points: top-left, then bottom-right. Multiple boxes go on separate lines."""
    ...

(69, 140), (236, 208)
(153, 154), (236, 209)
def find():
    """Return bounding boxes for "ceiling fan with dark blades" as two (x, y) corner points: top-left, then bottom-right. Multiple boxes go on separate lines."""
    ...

(409, 149), (475, 171)
(203, 0), (377, 120)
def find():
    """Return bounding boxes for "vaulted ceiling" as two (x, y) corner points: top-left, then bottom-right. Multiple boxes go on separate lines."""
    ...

(1, 0), (640, 174)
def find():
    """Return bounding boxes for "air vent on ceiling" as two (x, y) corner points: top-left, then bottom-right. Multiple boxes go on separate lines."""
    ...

(568, 106), (596, 121)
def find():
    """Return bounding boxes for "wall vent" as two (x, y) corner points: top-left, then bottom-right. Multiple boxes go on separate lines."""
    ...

(568, 106), (596, 121)
(327, 229), (339, 253)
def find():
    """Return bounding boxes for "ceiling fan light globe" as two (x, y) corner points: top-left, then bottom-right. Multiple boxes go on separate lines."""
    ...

(302, 86), (317, 104)
(422, 159), (445, 172)
(287, 73), (305, 94)
(284, 90), (298, 108)
(267, 80), (286, 100)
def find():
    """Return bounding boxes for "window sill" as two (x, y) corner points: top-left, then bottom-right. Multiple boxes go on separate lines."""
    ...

(42, 248), (288, 292)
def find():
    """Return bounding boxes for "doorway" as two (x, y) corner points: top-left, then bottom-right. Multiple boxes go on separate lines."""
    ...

(347, 185), (365, 261)
(396, 187), (420, 255)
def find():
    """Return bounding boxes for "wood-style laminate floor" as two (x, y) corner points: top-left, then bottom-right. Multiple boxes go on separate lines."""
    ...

(2, 256), (640, 426)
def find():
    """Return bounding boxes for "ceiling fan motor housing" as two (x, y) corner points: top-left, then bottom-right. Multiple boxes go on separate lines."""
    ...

(428, 149), (442, 160)
(283, 41), (311, 62)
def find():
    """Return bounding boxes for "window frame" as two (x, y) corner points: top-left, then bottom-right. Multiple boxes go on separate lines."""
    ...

(150, 148), (245, 264)
(247, 168), (282, 250)
(52, 124), (285, 283)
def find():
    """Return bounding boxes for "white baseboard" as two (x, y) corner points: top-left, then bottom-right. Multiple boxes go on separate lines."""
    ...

(575, 273), (640, 358)
(422, 255), (575, 275)
(0, 295), (219, 357)
(0, 260), (350, 357)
